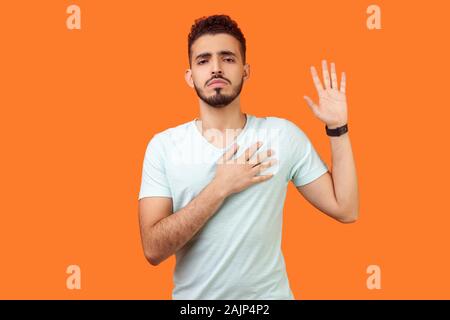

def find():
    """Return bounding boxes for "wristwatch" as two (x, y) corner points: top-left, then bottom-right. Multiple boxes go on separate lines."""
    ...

(326, 123), (348, 136)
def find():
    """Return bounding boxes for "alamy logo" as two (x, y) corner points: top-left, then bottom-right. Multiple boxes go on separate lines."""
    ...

(367, 4), (382, 30)
(366, 264), (382, 290)
(66, 4), (81, 30)
(66, 264), (81, 290)
(169, 126), (281, 165)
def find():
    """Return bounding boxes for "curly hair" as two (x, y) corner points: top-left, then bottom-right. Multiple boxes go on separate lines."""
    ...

(188, 14), (246, 66)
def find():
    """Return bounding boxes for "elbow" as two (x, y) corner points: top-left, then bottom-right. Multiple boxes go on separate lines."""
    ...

(337, 210), (359, 224)
(336, 201), (359, 224)
(144, 250), (161, 266)
(147, 257), (161, 267)
(338, 216), (358, 224)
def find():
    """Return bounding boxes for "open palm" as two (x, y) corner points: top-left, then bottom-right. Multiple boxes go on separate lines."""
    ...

(303, 60), (348, 128)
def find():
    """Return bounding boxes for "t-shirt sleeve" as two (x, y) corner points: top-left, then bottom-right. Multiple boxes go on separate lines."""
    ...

(138, 133), (172, 200)
(285, 119), (329, 187)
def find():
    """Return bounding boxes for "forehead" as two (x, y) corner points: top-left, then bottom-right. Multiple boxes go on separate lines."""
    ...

(191, 33), (241, 58)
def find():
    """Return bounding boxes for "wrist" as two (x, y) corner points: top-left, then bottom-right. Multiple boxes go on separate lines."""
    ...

(326, 122), (347, 129)
(325, 122), (348, 137)
(209, 178), (230, 200)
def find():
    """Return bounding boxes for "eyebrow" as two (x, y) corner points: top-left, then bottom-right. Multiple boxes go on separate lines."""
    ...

(195, 50), (238, 61)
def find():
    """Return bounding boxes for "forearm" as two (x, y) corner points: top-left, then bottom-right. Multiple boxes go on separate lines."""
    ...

(145, 180), (227, 265)
(329, 132), (359, 221)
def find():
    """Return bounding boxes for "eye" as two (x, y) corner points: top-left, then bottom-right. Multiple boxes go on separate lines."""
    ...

(225, 58), (235, 62)
(197, 60), (207, 65)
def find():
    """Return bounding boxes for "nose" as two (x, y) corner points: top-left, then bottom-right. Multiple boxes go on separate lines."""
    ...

(211, 57), (223, 76)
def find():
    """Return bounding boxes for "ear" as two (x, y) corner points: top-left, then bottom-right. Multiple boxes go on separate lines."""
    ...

(185, 69), (194, 88)
(243, 64), (250, 82)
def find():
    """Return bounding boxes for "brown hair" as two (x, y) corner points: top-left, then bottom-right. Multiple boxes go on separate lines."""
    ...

(188, 14), (246, 66)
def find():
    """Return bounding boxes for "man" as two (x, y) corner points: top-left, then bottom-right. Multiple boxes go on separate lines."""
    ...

(138, 14), (359, 300)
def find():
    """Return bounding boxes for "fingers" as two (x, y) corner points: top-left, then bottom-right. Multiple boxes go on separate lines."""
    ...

(330, 62), (338, 89)
(310, 66), (324, 94)
(238, 141), (262, 163)
(248, 148), (275, 166)
(340, 71), (346, 94)
(321, 60), (331, 90)
(219, 143), (239, 163)
(252, 158), (278, 174)
(251, 173), (274, 183)
(311, 60), (342, 92)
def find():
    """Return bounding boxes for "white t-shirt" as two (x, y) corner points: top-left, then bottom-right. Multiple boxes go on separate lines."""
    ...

(138, 113), (329, 299)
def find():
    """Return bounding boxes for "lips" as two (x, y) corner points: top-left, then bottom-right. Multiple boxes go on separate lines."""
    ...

(208, 79), (228, 86)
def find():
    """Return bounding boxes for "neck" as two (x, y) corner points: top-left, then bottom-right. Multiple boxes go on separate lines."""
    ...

(196, 97), (246, 133)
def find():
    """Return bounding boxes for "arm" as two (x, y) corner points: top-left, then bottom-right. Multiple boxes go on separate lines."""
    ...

(296, 131), (359, 223)
(299, 59), (359, 223)
(139, 141), (276, 266)
(139, 180), (227, 266)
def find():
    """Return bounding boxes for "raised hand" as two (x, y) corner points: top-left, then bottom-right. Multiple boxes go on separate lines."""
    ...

(303, 60), (348, 129)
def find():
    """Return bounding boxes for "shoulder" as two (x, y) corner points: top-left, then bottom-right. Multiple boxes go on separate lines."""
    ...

(146, 119), (193, 146)
(142, 121), (193, 162)
(253, 115), (306, 138)
(251, 115), (287, 127)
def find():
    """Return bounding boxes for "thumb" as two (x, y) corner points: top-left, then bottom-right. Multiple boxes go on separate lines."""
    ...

(303, 95), (320, 117)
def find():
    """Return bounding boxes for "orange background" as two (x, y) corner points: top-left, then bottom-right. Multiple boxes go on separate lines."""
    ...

(0, 0), (449, 299)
